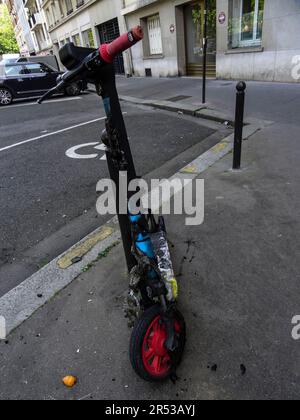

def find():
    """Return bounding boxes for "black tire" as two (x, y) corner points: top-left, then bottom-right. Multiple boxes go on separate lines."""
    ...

(130, 305), (186, 382)
(0, 87), (13, 106)
(65, 83), (81, 97)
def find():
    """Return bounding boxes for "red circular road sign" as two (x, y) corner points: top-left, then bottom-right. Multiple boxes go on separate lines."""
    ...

(218, 12), (226, 24)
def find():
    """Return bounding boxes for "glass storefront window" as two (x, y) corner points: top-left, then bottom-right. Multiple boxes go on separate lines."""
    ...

(229, 0), (265, 48)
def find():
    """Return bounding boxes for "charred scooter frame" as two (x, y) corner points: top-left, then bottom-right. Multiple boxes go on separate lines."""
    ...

(38, 27), (186, 382)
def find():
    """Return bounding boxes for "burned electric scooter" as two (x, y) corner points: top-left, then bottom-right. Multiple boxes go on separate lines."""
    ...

(38, 27), (186, 382)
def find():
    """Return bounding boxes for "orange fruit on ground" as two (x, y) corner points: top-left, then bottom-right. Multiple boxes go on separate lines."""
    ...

(62, 375), (77, 388)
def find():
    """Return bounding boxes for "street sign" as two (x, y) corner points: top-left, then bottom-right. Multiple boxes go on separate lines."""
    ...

(218, 12), (226, 24)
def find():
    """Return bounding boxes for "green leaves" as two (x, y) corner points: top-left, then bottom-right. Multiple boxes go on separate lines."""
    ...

(0, 4), (19, 55)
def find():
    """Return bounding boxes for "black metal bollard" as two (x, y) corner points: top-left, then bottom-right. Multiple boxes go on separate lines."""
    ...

(233, 81), (247, 170)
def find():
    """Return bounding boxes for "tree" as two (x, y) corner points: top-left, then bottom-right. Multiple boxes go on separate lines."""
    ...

(0, 4), (19, 55)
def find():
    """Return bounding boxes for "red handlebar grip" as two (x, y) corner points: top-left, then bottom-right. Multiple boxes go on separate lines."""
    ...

(99, 26), (143, 64)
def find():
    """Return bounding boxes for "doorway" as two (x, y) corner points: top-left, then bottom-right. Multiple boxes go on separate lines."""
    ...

(184, 0), (216, 77)
(97, 18), (125, 74)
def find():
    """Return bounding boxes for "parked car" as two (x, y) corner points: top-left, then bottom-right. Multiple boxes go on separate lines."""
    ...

(1, 53), (20, 64)
(17, 55), (61, 72)
(0, 61), (86, 106)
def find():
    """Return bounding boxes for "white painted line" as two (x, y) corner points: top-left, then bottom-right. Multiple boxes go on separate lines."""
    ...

(0, 316), (6, 340)
(0, 96), (82, 110)
(94, 144), (106, 151)
(65, 142), (107, 160)
(0, 117), (106, 154)
(65, 142), (100, 159)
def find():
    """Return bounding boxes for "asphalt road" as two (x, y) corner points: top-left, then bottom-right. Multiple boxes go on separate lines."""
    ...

(0, 92), (222, 296)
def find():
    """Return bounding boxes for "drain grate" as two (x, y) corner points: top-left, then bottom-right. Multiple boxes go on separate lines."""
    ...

(167, 95), (192, 102)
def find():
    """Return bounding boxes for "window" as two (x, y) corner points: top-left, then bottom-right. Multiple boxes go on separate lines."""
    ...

(82, 29), (95, 48)
(25, 63), (52, 74)
(147, 15), (163, 55)
(4, 65), (25, 77)
(229, 0), (264, 48)
(76, 0), (84, 7)
(72, 34), (81, 46)
(65, 0), (73, 15)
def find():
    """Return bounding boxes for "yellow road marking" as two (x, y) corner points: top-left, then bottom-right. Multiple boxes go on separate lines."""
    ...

(211, 141), (228, 153)
(57, 226), (114, 269)
(181, 164), (198, 174)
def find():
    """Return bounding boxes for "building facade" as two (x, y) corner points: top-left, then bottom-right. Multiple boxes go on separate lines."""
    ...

(122, 0), (300, 83)
(6, 0), (37, 55)
(41, 0), (130, 72)
(121, 0), (216, 78)
(35, 0), (299, 83)
(217, 0), (300, 83)
(24, 0), (53, 55)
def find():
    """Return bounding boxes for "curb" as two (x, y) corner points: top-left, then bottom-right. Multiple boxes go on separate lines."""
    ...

(118, 95), (273, 129)
(88, 88), (273, 128)
(119, 95), (238, 126)
(0, 219), (120, 338)
(0, 117), (271, 338)
(89, 88), (231, 124)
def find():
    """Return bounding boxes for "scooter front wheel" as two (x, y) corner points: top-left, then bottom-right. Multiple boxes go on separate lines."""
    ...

(129, 305), (186, 382)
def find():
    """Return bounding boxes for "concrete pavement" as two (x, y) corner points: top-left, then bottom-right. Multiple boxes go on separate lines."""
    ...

(1, 119), (299, 400)
(116, 76), (300, 126)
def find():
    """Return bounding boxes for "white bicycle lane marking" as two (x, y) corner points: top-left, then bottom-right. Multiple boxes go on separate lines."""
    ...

(0, 96), (82, 111)
(66, 142), (107, 160)
(0, 117), (106, 154)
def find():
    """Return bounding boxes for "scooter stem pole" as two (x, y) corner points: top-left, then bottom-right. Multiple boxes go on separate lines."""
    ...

(99, 65), (137, 272)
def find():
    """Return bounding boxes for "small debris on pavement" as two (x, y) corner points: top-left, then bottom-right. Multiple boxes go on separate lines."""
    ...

(240, 364), (247, 376)
(71, 256), (82, 264)
(209, 364), (218, 372)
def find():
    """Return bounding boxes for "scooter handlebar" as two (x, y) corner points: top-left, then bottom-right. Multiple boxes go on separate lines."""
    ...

(99, 26), (143, 64)
(38, 27), (143, 104)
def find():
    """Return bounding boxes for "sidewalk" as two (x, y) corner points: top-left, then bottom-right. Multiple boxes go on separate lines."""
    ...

(0, 120), (299, 400)
(116, 76), (300, 126)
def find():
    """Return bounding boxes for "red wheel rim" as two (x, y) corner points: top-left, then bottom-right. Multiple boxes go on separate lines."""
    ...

(142, 315), (181, 378)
